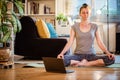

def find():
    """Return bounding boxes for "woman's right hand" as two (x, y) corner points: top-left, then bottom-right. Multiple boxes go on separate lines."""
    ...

(57, 54), (64, 59)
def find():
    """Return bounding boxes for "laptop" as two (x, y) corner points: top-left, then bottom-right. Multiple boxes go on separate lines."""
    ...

(42, 57), (74, 73)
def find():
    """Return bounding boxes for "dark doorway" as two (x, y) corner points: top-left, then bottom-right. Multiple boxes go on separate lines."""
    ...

(116, 23), (120, 54)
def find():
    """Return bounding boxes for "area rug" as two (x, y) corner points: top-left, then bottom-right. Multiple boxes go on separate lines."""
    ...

(107, 63), (120, 68)
(15, 55), (120, 68)
(23, 63), (120, 68)
(25, 63), (45, 68)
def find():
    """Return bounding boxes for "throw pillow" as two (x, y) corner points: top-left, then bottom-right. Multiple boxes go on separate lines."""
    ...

(46, 23), (58, 38)
(36, 19), (50, 38)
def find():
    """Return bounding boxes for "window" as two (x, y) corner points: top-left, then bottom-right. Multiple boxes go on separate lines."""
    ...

(66, 0), (120, 22)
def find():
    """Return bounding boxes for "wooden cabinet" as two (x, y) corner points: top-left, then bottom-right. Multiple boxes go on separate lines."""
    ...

(56, 25), (71, 35)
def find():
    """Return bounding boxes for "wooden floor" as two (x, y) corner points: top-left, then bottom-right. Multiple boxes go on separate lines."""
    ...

(0, 64), (120, 80)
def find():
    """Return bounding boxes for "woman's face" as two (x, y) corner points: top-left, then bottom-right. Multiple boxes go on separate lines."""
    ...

(80, 8), (90, 20)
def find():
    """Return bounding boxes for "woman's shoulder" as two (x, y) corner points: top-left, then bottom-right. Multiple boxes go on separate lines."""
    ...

(90, 23), (98, 28)
(90, 22), (98, 27)
(71, 22), (80, 31)
(90, 22), (98, 31)
(71, 22), (80, 27)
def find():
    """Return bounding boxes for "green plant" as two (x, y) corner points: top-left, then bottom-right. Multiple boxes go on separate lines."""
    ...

(56, 13), (67, 22)
(0, 0), (23, 47)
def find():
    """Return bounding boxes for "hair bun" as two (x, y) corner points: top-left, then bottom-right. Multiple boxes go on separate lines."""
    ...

(82, 3), (88, 7)
(79, 3), (90, 13)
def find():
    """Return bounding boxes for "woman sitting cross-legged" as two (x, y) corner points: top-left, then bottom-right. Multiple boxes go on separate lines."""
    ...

(57, 3), (115, 67)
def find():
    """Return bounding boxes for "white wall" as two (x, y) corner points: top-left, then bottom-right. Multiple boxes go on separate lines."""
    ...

(56, 0), (65, 14)
(90, 22), (116, 53)
(107, 23), (116, 52)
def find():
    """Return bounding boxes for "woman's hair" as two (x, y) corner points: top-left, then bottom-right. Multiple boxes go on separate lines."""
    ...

(79, 3), (90, 13)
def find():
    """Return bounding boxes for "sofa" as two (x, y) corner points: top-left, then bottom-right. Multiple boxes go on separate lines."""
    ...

(14, 16), (67, 60)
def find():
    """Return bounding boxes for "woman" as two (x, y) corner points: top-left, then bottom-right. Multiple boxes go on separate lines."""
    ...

(57, 3), (115, 67)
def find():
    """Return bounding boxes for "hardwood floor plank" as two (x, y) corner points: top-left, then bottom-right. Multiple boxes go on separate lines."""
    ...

(0, 64), (120, 80)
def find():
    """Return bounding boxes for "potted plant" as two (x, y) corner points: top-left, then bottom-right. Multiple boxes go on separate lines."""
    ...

(0, 0), (23, 61)
(56, 13), (67, 25)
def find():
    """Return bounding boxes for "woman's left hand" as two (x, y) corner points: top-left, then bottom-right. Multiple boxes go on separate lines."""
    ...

(106, 53), (115, 60)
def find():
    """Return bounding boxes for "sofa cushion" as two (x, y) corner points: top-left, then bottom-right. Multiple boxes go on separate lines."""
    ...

(46, 23), (58, 38)
(36, 19), (50, 38)
(18, 16), (39, 38)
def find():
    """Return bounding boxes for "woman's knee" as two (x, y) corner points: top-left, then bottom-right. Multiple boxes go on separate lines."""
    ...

(63, 55), (71, 66)
(103, 57), (115, 66)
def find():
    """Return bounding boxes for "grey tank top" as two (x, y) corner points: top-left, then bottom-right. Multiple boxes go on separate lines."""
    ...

(72, 22), (98, 54)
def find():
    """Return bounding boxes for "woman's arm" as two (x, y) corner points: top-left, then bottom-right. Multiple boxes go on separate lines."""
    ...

(95, 28), (108, 53)
(95, 28), (115, 59)
(57, 28), (75, 59)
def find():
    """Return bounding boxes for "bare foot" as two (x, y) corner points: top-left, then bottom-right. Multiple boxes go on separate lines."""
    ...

(70, 60), (80, 66)
(77, 59), (88, 67)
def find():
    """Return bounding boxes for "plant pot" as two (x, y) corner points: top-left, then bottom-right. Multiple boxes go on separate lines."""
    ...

(0, 48), (11, 61)
(58, 20), (62, 25)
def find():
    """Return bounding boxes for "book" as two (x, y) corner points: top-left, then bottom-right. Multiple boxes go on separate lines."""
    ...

(39, 3), (45, 14)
